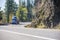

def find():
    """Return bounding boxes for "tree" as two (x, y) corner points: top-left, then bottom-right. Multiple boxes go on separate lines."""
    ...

(5, 0), (17, 23)
(27, 0), (33, 21)
(0, 11), (2, 21)
(21, 7), (27, 22)
(0, 8), (2, 21)
(16, 6), (27, 22)
(14, 2), (18, 16)
(16, 1), (27, 22)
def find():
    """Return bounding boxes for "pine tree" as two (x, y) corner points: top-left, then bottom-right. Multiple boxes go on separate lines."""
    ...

(0, 11), (2, 21)
(14, 2), (18, 16)
(17, 0), (27, 22)
(27, 0), (32, 21)
(5, 0), (17, 23)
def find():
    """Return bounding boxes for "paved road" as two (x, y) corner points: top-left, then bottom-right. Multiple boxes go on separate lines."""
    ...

(0, 22), (31, 28)
(0, 22), (60, 40)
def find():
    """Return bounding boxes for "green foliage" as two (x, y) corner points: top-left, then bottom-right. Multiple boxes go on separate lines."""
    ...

(27, 0), (33, 21)
(5, 0), (18, 23)
(2, 13), (7, 23)
(23, 13), (27, 21)
(0, 11), (2, 20)
(16, 5), (28, 22)
(0, 11), (2, 17)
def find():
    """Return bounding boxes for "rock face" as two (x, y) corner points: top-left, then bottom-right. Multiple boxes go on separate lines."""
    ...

(31, 0), (60, 28)
(53, 0), (60, 27)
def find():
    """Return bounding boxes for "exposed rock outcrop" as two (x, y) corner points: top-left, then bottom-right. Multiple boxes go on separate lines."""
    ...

(31, 0), (60, 28)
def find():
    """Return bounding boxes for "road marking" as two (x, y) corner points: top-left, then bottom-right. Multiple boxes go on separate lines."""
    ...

(0, 30), (56, 40)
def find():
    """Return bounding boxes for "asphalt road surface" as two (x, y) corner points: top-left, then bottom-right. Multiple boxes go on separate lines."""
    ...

(0, 22), (60, 40)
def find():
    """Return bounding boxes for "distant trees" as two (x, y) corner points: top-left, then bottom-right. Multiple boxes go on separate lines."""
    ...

(4, 0), (34, 23)
(0, 7), (2, 21)
(16, 1), (28, 22)
(27, 0), (33, 21)
(16, 0), (34, 22)
(5, 0), (18, 23)
(20, 6), (27, 22)
(0, 11), (2, 21)
(16, 6), (27, 22)
(0, 7), (7, 23)
(14, 2), (18, 16)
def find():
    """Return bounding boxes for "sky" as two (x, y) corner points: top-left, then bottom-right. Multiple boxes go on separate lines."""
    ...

(0, 0), (34, 11)
(0, 0), (19, 10)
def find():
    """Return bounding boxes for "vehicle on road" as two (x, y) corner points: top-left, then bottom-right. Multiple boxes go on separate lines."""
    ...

(11, 16), (19, 24)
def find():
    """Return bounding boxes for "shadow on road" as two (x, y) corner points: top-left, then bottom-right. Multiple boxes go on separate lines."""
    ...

(0, 24), (8, 26)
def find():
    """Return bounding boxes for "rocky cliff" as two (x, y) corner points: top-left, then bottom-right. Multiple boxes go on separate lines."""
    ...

(26, 0), (60, 28)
